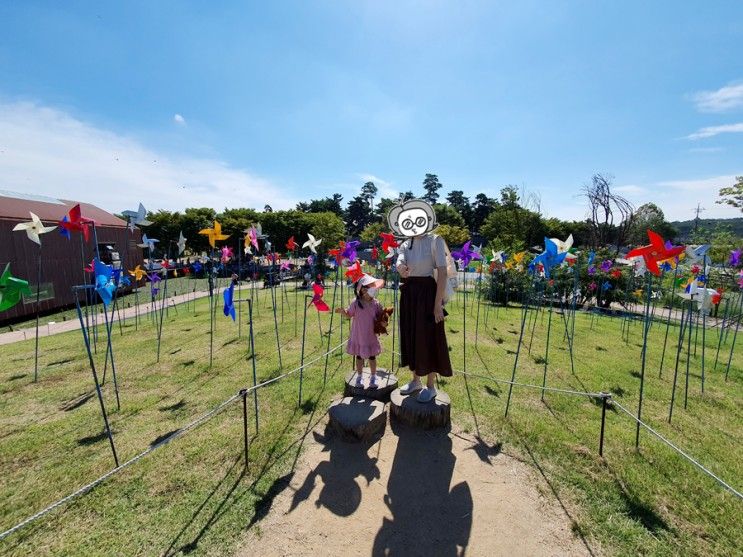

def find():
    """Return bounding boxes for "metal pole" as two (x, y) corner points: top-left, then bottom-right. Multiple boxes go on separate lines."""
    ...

(247, 298), (258, 433)
(541, 302), (553, 402)
(599, 393), (609, 457)
(505, 289), (530, 418)
(34, 245), (42, 382)
(299, 296), (309, 407)
(241, 389), (249, 469)
(635, 275), (653, 449)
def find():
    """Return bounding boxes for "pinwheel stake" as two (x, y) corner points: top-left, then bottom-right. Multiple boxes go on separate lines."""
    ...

(505, 288), (532, 418)
(683, 295), (695, 410)
(246, 298), (259, 433)
(268, 247), (283, 369)
(634, 274), (654, 448)
(474, 262), (484, 348)
(298, 295), (311, 407)
(668, 302), (689, 423)
(713, 297), (731, 370)
(724, 292), (743, 381)
(541, 287), (554, 402)
(73, 288), (119, 467)
(323, 266), (340, 383)
(390, 267), (399, 374)
(658, 265), (680, 378)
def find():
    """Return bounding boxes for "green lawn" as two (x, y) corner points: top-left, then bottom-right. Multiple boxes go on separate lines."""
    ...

(0, 282), (741, 556)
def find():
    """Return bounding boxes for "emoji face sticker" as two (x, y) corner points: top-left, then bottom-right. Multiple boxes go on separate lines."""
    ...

(387, 199), (437, 238)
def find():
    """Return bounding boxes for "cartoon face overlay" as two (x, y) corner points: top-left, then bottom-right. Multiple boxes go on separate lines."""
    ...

(387, 199), (438, 238)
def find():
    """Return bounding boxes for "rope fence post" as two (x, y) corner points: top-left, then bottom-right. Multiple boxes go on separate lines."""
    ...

(241, 389), (249, 469)
(599, 392), (611, 457)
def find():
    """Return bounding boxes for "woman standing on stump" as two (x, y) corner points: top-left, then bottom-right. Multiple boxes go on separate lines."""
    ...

(388, 199), (453, 403)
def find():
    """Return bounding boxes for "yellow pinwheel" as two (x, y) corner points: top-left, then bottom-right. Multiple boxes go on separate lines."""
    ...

(199, 220), (230, 248)
(129, 265), (146, 282)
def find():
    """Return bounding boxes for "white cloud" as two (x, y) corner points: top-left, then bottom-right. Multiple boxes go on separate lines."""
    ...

(690, 82), (743, 113)
(357, 173), (399, 200)
(688, 146), (724, 154)
(0, 101), (297, 214)
(173, 113), (186, 125)
(614, 184), (647, 195)
(685, 122), (743, 140)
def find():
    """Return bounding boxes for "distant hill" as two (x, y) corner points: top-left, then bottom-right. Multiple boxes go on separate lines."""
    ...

(670, 217), (743, 240)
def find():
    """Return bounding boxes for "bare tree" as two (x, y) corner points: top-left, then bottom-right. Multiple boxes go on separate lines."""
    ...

(581, 173), (634, 252)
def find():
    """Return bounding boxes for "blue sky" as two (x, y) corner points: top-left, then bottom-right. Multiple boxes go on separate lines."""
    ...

(0, 1), (742, 221)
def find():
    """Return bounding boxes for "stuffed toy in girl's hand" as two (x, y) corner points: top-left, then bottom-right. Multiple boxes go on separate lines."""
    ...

(373, 307), (394, 336)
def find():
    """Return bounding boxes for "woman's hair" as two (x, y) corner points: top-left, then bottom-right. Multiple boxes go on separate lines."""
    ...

(355, 280), (365, 310)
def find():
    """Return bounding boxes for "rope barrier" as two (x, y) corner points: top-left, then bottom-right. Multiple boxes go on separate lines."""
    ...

(611, 400), (742, 500)
(0, 340), (348, 542)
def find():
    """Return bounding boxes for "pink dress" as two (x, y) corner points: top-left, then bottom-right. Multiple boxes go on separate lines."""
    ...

(346, 298), (382, 359)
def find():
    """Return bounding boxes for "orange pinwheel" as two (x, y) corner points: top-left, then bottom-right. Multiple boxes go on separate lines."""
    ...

(199, 220), (230, 248)
(626, 230), (685, 277)
(129, 265), (146, 282)
(345, 261), (364, 282)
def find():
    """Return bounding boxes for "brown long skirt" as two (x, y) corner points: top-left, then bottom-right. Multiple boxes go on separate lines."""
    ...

(399, 276), (453, 377)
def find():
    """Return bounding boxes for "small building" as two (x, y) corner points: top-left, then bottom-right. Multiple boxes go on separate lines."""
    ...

(0, 190), (143, 323)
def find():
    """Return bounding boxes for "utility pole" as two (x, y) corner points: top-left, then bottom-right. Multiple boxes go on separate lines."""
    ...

(693, 203), (705, 234)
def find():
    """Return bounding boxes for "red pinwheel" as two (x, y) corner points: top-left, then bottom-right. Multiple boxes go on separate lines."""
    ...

(329, 241), (345, 265)
(345, 261), (364, 282)
(84, 259), (95, 273)
(380, 232), (399, 253)
(626, 230), (685, 276)
(310, 283), (329, 312)
(286, 236), (298, 251)
(610, 269), (622, 279)
(371, 246), (379, 261)
(58, 204), (93, 242)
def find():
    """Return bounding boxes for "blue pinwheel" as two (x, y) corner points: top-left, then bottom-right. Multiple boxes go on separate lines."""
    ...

(341, 240), (361, 263)
(601, 280), (612, 292)
(587, 251), (595, 266)
(451, 240), (482, 269)
(192, 261), (203, 274)
(531, 238), (567, 278)
(223, 281), (236, 321)
(58, 215), (71, 240)
(94, 258), (117, 306)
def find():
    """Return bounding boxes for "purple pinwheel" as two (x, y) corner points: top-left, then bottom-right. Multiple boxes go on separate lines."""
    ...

(280, 261), (291, 272)
(451, 240), (482, 268)
(341, 241), (360, 263)
(600, 259), (613, 273)
(588, 266), (596, 275)
(729, 249), (741, 267)
(148, 272), (161, 296)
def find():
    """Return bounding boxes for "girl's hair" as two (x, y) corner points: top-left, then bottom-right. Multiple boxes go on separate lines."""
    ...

(355, 280), (364, 310)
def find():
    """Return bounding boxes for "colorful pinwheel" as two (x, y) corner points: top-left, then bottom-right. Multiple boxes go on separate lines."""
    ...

(94, 259), (116, 306)
(148, 272), (161, 296)
(371, 246), (379, 261)
(310, 283), (329, 312)
(84, 259), (95, 274)
(451, 240), (483, 268)
(138, 234), (159, 252)
(729, 249), (741, 267)
(600, 259), (613, 273)
(248, 226), (259, 251)
(192, 261), (203, 274)
(380, 232), (399, 253)
(199, 220), (230, 248)
(220, 246), (234, 263)
(530, 238), (567, 278)
(345, 261), (364, 282)
(286, 236), (298, 251)
(0, 264), (32, 312)
(303, 233), (322, 254)
(587, 251), (595, 266)
(685, 244), (711, 263)
(12, 212), (56, 245)
(223, 281), (236, 320)
(58, 204), (93, 242)
(329, 241), (345, 265)
(129, 265), (146, 282)
(280, 261), (291, 272)
(341, 241), (360, 263)
(626, 230), (685, 276)
(177, 232), (187, 255)
(121, 203), (152, 232)
(601, 281), (612, 292)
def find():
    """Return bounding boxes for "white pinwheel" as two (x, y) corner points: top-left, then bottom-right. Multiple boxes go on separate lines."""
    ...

(138, 234), (159, 251)
(121, 203), (152, 232)
(177, 231), (187, 255)
(12, 212), (56, 245)
(550, 234), (573, 253)
(303, 233), (322, 254)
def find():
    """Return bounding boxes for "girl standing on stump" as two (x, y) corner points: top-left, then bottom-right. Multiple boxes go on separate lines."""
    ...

(336, 273), (386, 389)
(388, 199), (453, 403)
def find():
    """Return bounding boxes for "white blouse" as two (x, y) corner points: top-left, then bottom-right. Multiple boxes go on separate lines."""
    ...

(395, 233), (448, 277)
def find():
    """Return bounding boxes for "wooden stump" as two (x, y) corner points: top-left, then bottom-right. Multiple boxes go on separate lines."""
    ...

(343, 368), (398, 402)
(389, 388), (451, 429)
(328, 397), (387, 442)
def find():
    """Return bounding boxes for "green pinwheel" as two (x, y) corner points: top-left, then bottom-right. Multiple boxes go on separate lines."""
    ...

(0, 263), (32, 312)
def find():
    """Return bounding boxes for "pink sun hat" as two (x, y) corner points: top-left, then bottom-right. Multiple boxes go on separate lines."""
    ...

(355, 273), (385, 294)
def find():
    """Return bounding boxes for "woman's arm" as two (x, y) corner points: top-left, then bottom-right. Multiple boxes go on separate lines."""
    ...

(434, 266), (447, 323)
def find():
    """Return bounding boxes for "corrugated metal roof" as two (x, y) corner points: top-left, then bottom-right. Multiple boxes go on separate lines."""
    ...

(0, 190), (127, 227)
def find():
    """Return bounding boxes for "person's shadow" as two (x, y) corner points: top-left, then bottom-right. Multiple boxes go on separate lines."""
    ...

(372, 423), (473, 556)
(289, 429), (381, 517)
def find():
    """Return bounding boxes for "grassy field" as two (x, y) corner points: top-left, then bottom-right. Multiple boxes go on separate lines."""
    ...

(0, 280), (741, 556)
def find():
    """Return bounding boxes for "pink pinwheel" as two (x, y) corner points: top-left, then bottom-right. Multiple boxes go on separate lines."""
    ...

(451, 241), (482, 268)
(280, 261), (291, 271)
(220, 246), (234, 263)
(600, 260), (613, 273)
(310, 283), (329, 312)
(248, 226), (259, 251)
(588, 281), (597, 292)
(730, 249), (741, 267)
(341, 241), (360, 263)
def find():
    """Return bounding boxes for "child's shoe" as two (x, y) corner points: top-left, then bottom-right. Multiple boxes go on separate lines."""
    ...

(368, 374), (378, 389)
(355, 373), (363, 387)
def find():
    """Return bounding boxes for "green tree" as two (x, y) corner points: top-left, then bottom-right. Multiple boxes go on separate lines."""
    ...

(470, 193), (496, 232)
(360, 221), (387, 243)
(181, 207), (217, 254)
(433, 203), (465, 227)
(304, 212), (346, 248)
(716, 176), (743, 211)
(435, 224), (469, 246)
(445, 190), (472, 229)
(375, 197), (397, 222)
(146, 210), (182, 258)
(627, 203), (677, 245)
(422, 173), (443, 204)
(345, 195), (373, 237)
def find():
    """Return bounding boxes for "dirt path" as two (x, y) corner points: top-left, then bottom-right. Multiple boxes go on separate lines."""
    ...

(236, 420), (591, 557)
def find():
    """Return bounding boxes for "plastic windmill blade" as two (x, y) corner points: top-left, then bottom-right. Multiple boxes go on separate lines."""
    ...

(303, 233), (322, 254)
(220, 246), (233, 262)
(600, 259), (613, 273)
(129, 265), (146, 282)
(94, 259), (116, 306)
(371, 246), (379, 261)
(13, 212), (57, 245)
(248, 226), (259, 251)
(58, 215), (71, 239)
(601, 281), (612, 292)
(451, 241), (482, 268)
(199, 220), (230, 248)
(121, 203), (152, 232)
(223, 282), (236, 321)
(379, 232), (399, 253)
(137, 234), (159, 251)
(280, 261), (291, 271)
(0, 264), (32, 312)
(286, 236), (298, 251)
(58, 204), (91, 241)
(329, 244), (344, 265)
(626, 230), (685, 276)
(243, 233), (252, 255)
(531, 238), (566, 278)
(84, 259), (95, 273)
(587, 251), (595, 266)
(341, 241), (360, 263)
(265, 240), (272, 253)
(177, 231), (187, 255)
(345, 261), (364, 282)
(148, 272), (161, 295)
(310, 283), (330, 312)
(550, 234), (573, 254)
(729, 249), (741, 267)
(684, 244), (710, 263)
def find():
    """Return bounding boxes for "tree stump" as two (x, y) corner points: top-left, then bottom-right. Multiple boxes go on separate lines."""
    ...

(389, 388), (451, 429)
(343, 368), (398, 402)
(328, 397), (387, 442)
